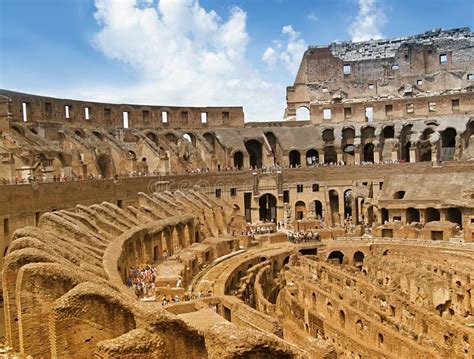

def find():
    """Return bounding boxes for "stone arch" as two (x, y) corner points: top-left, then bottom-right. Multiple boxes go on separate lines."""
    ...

(344, 189), (353, 218)
(259, 193), (277, 222)
(339, 309), (346, 328)
(324, 146), (337, 164)
(363, 143), (374, 162)
(97, 154), (112, 178)
(182, 133), (196, 146)
(146, 132), (159, 147)
(233, 151), (244, 170)
(50, 284), (137, 359)
(295, 200), (306, 220)
(381, 208), (389, 223)
(406, 207), (420, 224)
(441, 128), (456, 161)
(296, 106), (310, 120)
(445, 208), (462, 227)
(264, 132), (277, 155)
(314, 200), (323, 218)
(203, 132), (215, 150)
(165, 132), (178, 144)
(289, 150), (301, 167)
(328, 250), (344, 264)
(306, 149), (319, 166)
(382, 126), (395, 138)
(426, 207), (440, 222)
(322, 128), (335, 142)
(245, 140), (262, 169)
(353, 251), (364, 266)
(329, 189), (340, 225)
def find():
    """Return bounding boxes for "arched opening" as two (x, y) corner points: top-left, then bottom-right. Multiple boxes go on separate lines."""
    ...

(363, 143), (374, 162)
(329, 190), (340, 225)
(259, 193), (277, 222)
(342, 127), (355, 141)
(406, 208), (420, 224)
(306, 149), (319, 166)
(426, 207), (440, 222)
(128, 151), (137, 161)
(400, 125), (412, 162)
(296, 106), (310, 120)
(324, 146), (337, 164)
(295, 200), (306, 220)
(245, 140), (262, 169)
(343, 144), (355, 156)
(328, 251), (344, 264)
(322, 129), (335, 142)
(203, 133), (215, 150)
(146, 132), (159, 147)
(381, 208), (389, 223)
(382, 126), (395, 138)
(441, 128), (456, 161)
(183, 133), (196, 146)
(344, 189), (353, 218)
(165, 133), (178, 144)
(353, 251), (364, 266)
(394, 191), (405, 199)
(339, 310), (346, 328)
(445, 208), (462, 228)
(233, 151), (244, 170)
(97, 154), (112, 178)
(378, 333), (384, 346)
(314, 200), (323, 218)
(289, 150), (301, 167)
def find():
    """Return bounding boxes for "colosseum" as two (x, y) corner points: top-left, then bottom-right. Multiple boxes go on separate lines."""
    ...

(1, 27), (473, 358)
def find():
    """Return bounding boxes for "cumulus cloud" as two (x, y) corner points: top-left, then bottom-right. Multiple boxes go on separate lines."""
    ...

(89, 0), (284, 121)
(262, 25), (307, 75)
(348, 0), (387, 42)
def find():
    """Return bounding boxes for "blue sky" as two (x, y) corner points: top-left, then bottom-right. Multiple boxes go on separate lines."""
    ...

(0, 0), (473, 120)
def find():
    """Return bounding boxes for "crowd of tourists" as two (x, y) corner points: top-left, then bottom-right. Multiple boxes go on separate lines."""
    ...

(160, 290), (213, 306)
(287, 230), (321, 243)
(126, 265), (157, 299)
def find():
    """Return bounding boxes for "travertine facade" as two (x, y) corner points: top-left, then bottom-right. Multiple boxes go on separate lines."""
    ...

(1, 28), (473, 358)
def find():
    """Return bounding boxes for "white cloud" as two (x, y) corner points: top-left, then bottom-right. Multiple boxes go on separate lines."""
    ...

(262, 47), (277, 67)
(89, 0), (284, 121)
(262, 25), (307, 75)
(348, 0), (387, 41)
(307, 12), (318, 22)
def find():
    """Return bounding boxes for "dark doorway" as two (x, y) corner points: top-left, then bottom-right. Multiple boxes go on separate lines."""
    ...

(245, 140), (262, 168)
(289, 150), (301, 167)
(234, 151), (244, 169)
(314, 200), (323, 218)
(259, 193), (277, 222)
(363, 143), (374, 162)
(306, 149), (319, 166)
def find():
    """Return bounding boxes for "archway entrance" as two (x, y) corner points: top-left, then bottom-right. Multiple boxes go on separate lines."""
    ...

(328, 251), (344, 264)
(245, 140), (262, 169)
(289, 150), (301, 167)
(314, 200), (323, 218)
(441, 128), (456, 161)
(329, 190), (340, 226)
(363, 143), (374, 162)
(406, 208), (420, 224)
(446, 208), (462, 228)
(295, 201), (306, 220)
(425, 207), (440, 222)
(259, 193), (277, 222)
(344, 189), (353, 218)
(233, 151), (244, 169)
(97, 154), (112, 178)
(306, 149), (319, 166)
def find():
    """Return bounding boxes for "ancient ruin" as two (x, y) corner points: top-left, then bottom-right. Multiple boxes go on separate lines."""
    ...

(1, 27), (473, 358)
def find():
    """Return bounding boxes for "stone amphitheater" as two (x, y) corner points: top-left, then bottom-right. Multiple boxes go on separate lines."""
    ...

(0, 28), (473, 358)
